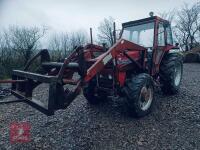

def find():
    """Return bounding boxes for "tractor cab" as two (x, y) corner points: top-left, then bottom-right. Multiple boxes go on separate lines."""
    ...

(121, 16), (173, 49)
(121, 16), (175, 75)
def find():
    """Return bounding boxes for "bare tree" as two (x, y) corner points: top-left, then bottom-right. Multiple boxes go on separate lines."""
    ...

(49, 33), (65, 61)
(61, 33), (70, 56)
(0, 25), (47, 77)
(48, 30), (88, 61)
(7, 25), (47, 64)
(159, 9), (176, 23)
(70, 30), (88, 48)
(0, 33), (7, 78)
(175, 2), (200, 51)
(0, 30), (16, 64)
(97, 17), (115, 47)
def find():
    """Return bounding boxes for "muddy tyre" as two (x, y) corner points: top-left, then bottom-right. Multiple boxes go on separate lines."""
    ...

(160, 53), (183, 95)
(125, 73), (154, 118)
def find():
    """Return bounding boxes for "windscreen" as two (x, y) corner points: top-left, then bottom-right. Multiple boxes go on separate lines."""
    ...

(122, 22), (154, 47)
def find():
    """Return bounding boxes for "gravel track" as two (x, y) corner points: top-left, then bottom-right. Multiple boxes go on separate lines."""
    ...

(0, 63), (200, 150)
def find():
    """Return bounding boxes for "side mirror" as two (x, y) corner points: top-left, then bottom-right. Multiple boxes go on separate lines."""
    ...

(175, 43), (179, 47)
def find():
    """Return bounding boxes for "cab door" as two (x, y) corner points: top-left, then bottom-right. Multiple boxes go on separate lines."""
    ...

(151, 21), (169, 75)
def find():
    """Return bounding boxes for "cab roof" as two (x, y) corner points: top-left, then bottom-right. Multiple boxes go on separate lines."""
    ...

(122, 16), (169, 28)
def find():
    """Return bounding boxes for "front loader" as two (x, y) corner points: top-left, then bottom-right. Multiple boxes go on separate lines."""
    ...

(0, 16), (183, 117)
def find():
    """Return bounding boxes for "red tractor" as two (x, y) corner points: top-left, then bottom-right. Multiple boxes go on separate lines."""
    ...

(0, 16), (183, 118)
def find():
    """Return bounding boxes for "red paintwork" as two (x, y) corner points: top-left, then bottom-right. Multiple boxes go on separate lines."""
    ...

(0, 80), (26, 83)
(84, 39), (147, 84)
(118, 72), (126, 86)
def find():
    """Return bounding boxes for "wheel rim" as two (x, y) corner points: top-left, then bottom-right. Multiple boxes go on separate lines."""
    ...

(139, 85), (153, 111)
(174, 62), (182, 86)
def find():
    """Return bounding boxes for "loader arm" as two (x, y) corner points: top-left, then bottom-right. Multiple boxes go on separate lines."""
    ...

(84, 39), (147, 82)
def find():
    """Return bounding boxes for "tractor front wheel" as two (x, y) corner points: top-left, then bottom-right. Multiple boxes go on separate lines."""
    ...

(125, 73), (154, 118)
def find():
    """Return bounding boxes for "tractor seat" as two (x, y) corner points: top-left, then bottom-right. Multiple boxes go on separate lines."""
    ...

(42, 62), (79, 70)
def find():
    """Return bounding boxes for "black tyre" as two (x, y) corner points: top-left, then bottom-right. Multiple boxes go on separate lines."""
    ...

(160, 53), (183, 95)
(83, 79), (107, 104)
(124, 73), (154, 118)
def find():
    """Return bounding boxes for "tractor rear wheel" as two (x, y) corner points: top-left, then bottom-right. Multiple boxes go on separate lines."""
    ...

(125, 73), (154, 118)
(83, 79), (107, 104)
(160, 53), (183, 95)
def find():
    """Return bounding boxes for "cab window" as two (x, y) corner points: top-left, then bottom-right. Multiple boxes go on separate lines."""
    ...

(166, 26), (173, 45)
(122, 22), (154, 47)
(158, 23), (165, 46)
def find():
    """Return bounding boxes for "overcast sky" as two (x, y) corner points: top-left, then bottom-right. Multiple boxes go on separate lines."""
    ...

(0, 0), (198, 41)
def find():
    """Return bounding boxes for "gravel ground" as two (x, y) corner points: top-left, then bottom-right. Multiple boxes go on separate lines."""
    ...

(0, 63), (200, 150)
